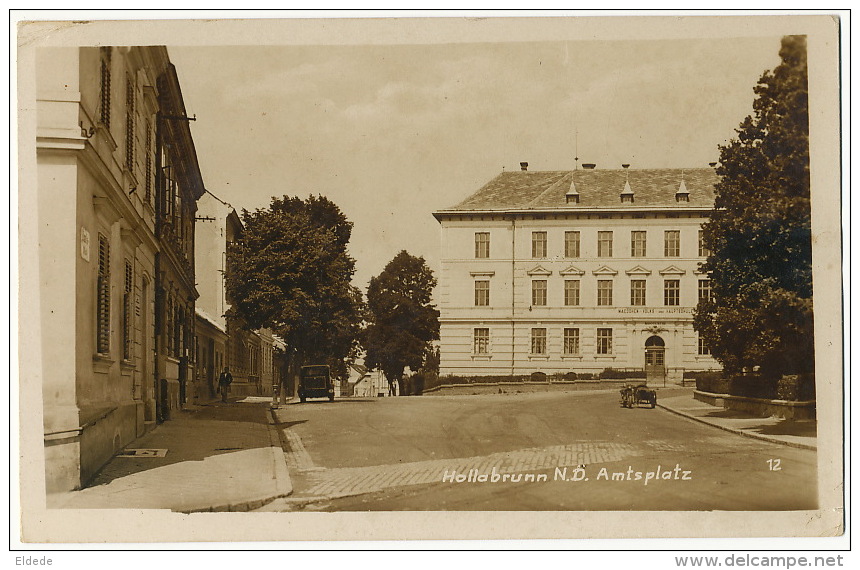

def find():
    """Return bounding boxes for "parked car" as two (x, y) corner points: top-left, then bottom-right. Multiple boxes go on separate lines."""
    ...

(619, 383), (657, 409)
(299, 365), (335, 402)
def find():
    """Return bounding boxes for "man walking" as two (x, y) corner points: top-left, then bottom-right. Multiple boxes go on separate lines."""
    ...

(218, 367), (233, 403)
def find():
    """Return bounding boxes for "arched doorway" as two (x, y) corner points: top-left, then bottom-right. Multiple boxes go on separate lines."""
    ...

(644, 335), (666, 386)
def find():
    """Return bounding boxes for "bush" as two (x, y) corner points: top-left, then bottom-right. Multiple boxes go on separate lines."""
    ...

(777, 374), (816, 401)
(729, 374), (778, 399)
(693, 372), (729, 394)
(598, 368), (645, 380)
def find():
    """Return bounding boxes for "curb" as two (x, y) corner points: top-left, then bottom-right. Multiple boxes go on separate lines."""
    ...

(267, 406), (294, 498)
(656, 402), (817, 451)
(180, 404), (294, 514)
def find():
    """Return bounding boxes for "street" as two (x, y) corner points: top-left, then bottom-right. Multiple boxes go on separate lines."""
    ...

(262, 388), (818, 511)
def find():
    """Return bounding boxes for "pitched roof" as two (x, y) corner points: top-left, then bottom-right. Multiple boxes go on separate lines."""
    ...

(195, 307), (227, 335)
(438, 168), (717, 213)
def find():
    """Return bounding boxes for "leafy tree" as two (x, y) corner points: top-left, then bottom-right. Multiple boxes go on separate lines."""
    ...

(363, 251), (440, 395)
(694, 35), (813, 378)
(226, 195), (364, 398)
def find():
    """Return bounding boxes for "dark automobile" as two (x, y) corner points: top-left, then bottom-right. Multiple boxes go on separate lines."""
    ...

(299, 365), (335, 402)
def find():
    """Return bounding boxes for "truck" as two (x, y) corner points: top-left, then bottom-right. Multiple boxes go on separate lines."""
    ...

(298, 365), (335, 403)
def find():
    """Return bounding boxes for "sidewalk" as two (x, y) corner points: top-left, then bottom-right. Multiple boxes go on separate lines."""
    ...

(46, 397), (292, 512)
(657, 389), (817, 450)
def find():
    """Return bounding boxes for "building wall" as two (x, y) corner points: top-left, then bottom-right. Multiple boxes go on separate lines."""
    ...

(37, 47), (165, 492)
(194, 314), (227, 403)
(437, 212), (719, 377)
(154, 62), (204, 419)
(194, 193), (230, 330)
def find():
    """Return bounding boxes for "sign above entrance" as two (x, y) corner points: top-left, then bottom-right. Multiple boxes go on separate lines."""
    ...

(617, 307), (694, 314)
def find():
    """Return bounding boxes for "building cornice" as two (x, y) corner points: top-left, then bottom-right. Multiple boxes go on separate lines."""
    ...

(433, 206), (712, 221)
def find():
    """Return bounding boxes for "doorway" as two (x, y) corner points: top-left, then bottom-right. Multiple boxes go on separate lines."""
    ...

(644, 335), (666, 386)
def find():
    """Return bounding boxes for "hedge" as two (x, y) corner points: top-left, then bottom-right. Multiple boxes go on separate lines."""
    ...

(695, 372), (815, 402)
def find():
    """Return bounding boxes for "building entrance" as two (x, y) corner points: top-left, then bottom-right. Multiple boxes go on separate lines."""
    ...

(644, 335), (666, 386)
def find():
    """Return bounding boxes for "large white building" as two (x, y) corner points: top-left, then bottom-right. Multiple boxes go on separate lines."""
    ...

(433, 164), (721, 383)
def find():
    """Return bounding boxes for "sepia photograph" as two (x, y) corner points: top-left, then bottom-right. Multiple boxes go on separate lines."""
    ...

(13, 11), (847, 551)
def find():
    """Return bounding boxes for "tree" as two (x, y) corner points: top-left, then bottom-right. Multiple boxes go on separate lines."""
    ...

(694, 35), (813, 378)
(363, 251), (440, 395)
(226, 195), (364, 399)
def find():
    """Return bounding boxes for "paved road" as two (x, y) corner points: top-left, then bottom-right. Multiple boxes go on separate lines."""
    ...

(263, 389), (817, 511)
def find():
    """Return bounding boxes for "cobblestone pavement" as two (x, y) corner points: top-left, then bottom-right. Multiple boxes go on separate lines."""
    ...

(278, 431), (769, 502)
(281, 421), (635, 500)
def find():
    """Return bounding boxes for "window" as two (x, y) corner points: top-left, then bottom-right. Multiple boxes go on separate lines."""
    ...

(598, 231), (613, 257)
(597, 328), (613, 355)
(564, 231), (580, 258)
(474, 280), (490, 306)
(664, 279), (680, 306)
(532, 231), (547, 258)
(621, 194), (634, 204)
(96, 233), (111, 354)
(563, 328), (580, 355)
(530, 328), (547, 355)
(125, 76), (135, 172)
(631, 231), (646, 257)
(531, 280), (547, 306)
(166, 297), (174, 357)
(99, 47), (111, 128)
(698, 337), (711, 356)
(144, 122), (152, 204)
(122, 260), (133, 361)
(664, 230), (680, 257)
(630, 280), (646, 306)
(475, 232), (490, 258)
(698, 279), (713, 304)
(597, 280), (613, 306)
(676, 193), (690, 203)
(698, 230), (711, 257)
(474, 328), (489, 354)
(564, 280), (580, 306)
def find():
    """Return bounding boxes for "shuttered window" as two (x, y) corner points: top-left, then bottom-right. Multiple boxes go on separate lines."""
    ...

(97, 234), (111, 354)
(144, 122), (152, 204)
(123, 260), (133, 360)
(99, 48), (111, 129)
(125, 76), (135, 172)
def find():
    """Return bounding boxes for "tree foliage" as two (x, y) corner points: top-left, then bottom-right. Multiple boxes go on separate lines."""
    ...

(694, 35), (813, 377)
(363, 251), (440, 391)
(226, 195), (364, 382)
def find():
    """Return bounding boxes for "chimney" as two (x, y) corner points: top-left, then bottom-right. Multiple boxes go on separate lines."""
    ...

(582, 163), (596, 170)
(520, 162), (529, 171)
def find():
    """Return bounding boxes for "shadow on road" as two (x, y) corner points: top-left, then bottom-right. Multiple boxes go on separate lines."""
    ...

(752, 419), (817, 438)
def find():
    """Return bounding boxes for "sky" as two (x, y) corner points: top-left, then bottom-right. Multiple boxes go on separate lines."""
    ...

(168, 36), (783, 291)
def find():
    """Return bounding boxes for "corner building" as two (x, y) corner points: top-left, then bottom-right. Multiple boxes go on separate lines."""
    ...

(433, 166), (721, 382)
(36, 46), (205, 492)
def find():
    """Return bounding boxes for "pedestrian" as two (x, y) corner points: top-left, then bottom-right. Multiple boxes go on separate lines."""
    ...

(218, 366), (233, 403)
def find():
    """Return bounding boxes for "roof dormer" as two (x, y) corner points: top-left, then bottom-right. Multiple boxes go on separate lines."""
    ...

(620, 164), (634, 203)
(566, 179), (580, 204)
(676, 171), (690, 203)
